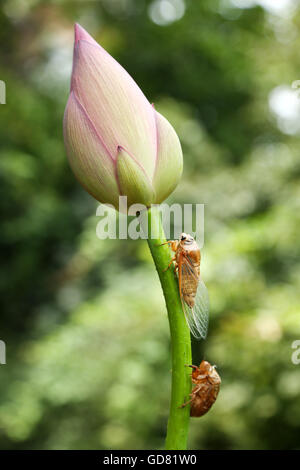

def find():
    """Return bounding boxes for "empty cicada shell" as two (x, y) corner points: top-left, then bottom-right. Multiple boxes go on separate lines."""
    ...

(180, 360), (221, 417)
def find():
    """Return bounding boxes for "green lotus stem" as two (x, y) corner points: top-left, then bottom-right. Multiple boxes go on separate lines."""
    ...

(145, 206), (192, 450)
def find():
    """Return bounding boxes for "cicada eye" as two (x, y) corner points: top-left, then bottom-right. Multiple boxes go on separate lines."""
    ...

(181, 234), (187, 241)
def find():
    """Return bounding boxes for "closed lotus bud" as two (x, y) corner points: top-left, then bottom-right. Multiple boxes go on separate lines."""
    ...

(63, 24), (183, 210)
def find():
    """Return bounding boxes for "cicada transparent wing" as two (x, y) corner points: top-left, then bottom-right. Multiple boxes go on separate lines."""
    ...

(179, 257), (209, 340)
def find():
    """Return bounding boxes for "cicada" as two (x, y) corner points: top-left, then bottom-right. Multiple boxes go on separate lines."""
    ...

(162, 233), (209, 339)
(180, 360), (221, 417)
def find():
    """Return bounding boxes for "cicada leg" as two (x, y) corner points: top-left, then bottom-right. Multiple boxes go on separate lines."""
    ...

(163, 256), (177, 272)
(158, 240), (179, 273)
(179, 384), (201, 409)
(157, 240), (179, 253)
(191, 384), (202, 395)
(179, 398), (193, 409)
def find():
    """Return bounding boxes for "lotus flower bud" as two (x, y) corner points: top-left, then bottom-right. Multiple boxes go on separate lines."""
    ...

(63, 24), (183, 210)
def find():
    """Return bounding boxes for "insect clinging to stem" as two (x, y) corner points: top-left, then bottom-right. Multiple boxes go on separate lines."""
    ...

(180, 360), (221, 417)
(160, 233), (209, 340)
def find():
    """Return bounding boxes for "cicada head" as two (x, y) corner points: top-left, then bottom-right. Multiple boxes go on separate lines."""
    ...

(180, 232), (194, 245)
(190, 360), (220, 382)
(199, 360), (213, 375)
(188, 364), (203, 380)
(189, 361), (210, 380)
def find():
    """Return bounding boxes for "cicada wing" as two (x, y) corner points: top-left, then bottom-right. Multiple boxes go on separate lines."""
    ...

(193, 279), (209, 339)
(181, 299), (205, 340)
(178, 253), (209, 340)
(180, 267), (209, 340)
(184, 254), (200, 283)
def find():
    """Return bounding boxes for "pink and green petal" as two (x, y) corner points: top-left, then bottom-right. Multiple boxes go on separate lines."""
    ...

(116, 147), (155, 207)
(71, 36), (157, 178)
(153, 111), (183, 204)
(63, 92), (120, 206)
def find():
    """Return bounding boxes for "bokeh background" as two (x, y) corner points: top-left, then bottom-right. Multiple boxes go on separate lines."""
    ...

(1, 0), (300, 450)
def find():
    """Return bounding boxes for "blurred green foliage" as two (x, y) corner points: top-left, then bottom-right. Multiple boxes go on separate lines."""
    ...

(1, 0), (300, 450)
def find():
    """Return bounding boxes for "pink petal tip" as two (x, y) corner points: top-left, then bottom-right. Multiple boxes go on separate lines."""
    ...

(74, 23), (99, 47)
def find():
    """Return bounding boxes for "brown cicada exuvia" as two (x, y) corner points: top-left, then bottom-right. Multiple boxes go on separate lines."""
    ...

(181, 360), (221, 417)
